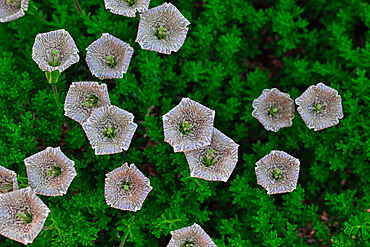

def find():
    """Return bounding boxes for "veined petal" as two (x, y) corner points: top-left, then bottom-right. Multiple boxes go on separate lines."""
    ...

(167, 223), (217, 247)
(0, 0), (29, 22)
(0, 165), (19, 194)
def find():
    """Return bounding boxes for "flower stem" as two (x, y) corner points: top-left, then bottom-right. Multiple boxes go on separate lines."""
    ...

(51, 83), (61, 107)
(73, 0), (84, 15)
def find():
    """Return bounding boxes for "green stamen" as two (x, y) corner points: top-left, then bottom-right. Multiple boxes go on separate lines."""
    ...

(47, 166), (62, 177)
(123, 0), (136, 6)
(155, 26), (167, 40)
(202, 149), (216, 167)
(120, 180), (132, 191)
(179, 120), (191, 135)
(103, 124), (116, 139)
(267, 107), (278, 117)
(312, 102), (323, 113)
(183, 241), (195, 247)
(85, 95), (99, 107)
(48, 50), (60, 67)
(18, 212), (33, 224)
(107, 55), (117, 68)
(271, 168), (282, 181)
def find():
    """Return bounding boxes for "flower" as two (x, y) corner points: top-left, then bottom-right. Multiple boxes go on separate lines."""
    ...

(31, 29), (79, 73)
(104, 0), (150, 17)
(255, 150), (300, 195)
(295, 82), (344, 131)
(135, 2), (190, 54)
(82, 105), (138, 155)
(0, 0), (29, 22)
(167, 223), (217, 247)
(0, 187), (51, 245)
(0, 165), (19, 194)
(24, 147), (77, 196)
(184, 128), (239, 182)
(162, 98), (215, 153)
(64, 81), (111, 124)
(86, 33), (134, 80)
(252, 88), (295, 132)
(105, 163), (152, 211)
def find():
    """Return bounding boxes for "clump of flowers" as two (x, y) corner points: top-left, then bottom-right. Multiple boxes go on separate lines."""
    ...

(162, 98), (215, 153)
(105, 163), (152, 212)
(252, 88), (295, 132)
(104, 0), (150, 17)
(0, 0), (29, 22)
(0, 187), (51, 245)
(86, 33), (134, 80)
(64, 81), (111, 124)
(255, 150), (300, 195)
(184, 128), (239, 182)
(0, 165), (19, 194)
(295, 82), (344, 131)
(136, 2), (190, 54)
(24, 146), (77, 196)
(167, 223), (217, 247)
(82, 105), (138, 155)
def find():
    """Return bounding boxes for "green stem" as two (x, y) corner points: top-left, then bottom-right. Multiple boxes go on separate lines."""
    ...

(119, 230), (129, 247)
(51, 83), (60, 106)
(73, 0), (84, 15)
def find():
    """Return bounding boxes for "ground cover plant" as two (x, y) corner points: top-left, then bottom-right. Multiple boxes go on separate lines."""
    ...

(1, 0), (370, 246)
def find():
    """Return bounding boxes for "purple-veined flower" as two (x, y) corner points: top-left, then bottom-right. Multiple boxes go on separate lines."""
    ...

(136, 2), (190, 54)
(24, 147), (77, 197)
(0, 187), (51, 245)
(0, 0), (29, 22)
(252, 88), (295, 132)
(184, 128), (239, 182)
(295, 82), (344, 131)
(86, 33), (134, 80)
(104, 0), (150, 17)
(105, 163), (152, 211)
(31, 29), (79, 73)
(64, 81), (111, 125)
(82, 105), (138, 155)
(162, 98), (215, 153)
(255, 150), (300, 195)
(0, 165), (19, 194)
(167, 223), (217, 247)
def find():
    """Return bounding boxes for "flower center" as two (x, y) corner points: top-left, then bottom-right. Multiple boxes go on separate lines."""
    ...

(120, 180), (132, 191)
(312, 101), (327, 114)
(6, 0), (21, 8)
(123, 0), (135, 6)
(85, 95), (99, 107)
(271, 168), (282, 181)
(183, 241), (195, 247)
(179, 120), (191, 135)
(47, 166), (62, 177)
(155, 26), (167, 40)
(48, 50), (60, 67)
(18, 212), (33, 224)
(0, 179), (13, 193)
(202, 148), (216, 167)
(103, 124), (116, 139)
(106, 55), (117, 68)
(267, 107), (278, 117)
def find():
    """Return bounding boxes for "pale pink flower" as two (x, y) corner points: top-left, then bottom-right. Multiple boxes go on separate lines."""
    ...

(24, 147), (77, 196)
(0, 165), (19, 194)
(64, 81), (111, 124)
(0, 0), (29, 22)
(105, 163), (152, 212)
(136, 2), (190, 54)
(167, 223), (217, 247)
(295, 82), (344, 131)
(184, 128), (239, 182)
(255, 150), (300, 195)
(162, 98), (215, 153)
(104, 0), (150, 17)
(0, 187), (51, 245)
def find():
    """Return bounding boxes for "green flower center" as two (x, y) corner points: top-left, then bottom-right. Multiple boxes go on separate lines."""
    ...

(120, 180), (132, 191)
(85, 95), (99, 107)
(312, 101), (327, 114)
(183, 241), (195, 247)
(155, 26), (167, 40)
(48, 50), (60, 67)
(0, 180), (13, 192)
(18, 212), (33, 224)
(202, 148), (216, 167)
(271, 168), (282, 181)
(267, 107), (278, 117)
(6, 0), (20, 8)
(103, 124), (116, 139)
(107, 55), (117, 68)
(123, 0), (135, 6)
(47, 166), (62, 177)
(179, 120), (191, 135)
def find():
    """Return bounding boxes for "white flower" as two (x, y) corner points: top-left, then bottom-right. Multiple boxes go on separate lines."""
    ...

(104, 0), (150, 17)
(0, 0), (29, 22)
(0, 165), (19, 194)
(167, 223), (217, 247)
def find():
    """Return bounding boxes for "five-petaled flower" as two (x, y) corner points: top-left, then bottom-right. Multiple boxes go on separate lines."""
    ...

(167, 223), (217, 247)
(64, 81), (111, 125)
(162, 98), (215, 153)
(252, 88), (295, 132)
(0, 165), (19, 194)
(86, 33), (134, 80)
(105, 163), (152, 212)
(24, 146), (77, 196)
(0, 186), (51, 245)
(184, 128), (239, 182)
(0, 0), (29, 22)
(295, 82), (344, 131)
(136, 2), (190, 54)
(82, 105), (138, 155)
(104, 0), (150, 17)
(255, 150), (300, 195)
(31, 29), (80, 73)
